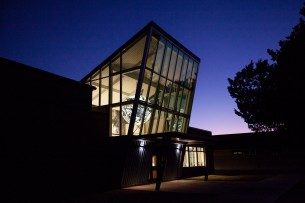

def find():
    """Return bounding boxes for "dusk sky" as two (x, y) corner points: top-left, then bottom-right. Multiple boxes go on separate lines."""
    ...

(1, 0), (303, 135)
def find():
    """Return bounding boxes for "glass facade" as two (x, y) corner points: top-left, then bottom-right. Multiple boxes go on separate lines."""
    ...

(82, 23), (200, 137)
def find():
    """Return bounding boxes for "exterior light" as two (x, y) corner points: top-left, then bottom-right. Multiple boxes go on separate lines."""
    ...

(140, 140), (145, 147)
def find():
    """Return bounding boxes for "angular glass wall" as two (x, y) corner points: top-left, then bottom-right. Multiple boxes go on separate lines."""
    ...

(138, 32), (199, 135)
(83, 23), (199, 137)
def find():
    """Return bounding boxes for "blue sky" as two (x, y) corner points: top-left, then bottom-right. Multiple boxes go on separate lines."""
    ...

(1, 0), (303, 135)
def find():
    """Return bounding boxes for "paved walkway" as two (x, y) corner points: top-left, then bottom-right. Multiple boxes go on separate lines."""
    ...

(123, 174), (304, 203)
(62, 173), (304, 203)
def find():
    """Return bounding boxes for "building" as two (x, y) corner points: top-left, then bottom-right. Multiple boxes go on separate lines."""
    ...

(80, 21), (215, 186)
(213, 132), (305, 174)
(2, 21), (214, 200)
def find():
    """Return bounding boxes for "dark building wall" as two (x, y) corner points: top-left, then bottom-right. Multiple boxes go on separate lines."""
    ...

(2, 57), (109, 199)
(121, 141), (153, 186)
(213, 132), (305, 174)
(163, 144), (183, 181)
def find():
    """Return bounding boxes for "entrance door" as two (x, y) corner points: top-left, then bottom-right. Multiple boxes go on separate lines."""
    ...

(148, 155), (157, 182)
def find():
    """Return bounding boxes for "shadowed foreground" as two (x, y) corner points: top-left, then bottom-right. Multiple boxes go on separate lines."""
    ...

(56, 173), (305, 203)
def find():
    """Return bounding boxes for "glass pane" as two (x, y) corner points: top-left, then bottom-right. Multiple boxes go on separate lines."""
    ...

(173, 51), (183, 82)
(178, 116), (186, 132)
(121, 104), (131, 136)
(157, 77), (166, 107)
(190, 62), (198, 89)
(183, 150), (189, 167)
(111, 74), (120, 104)
(150, 109), (159, 134)
(176, 86), (183, 112)
(100, 77), (109, 105)
(180, 88), (190, 114)
(148, 73), (159, 105)
(197, 151), (205, 166)
(146, 36), (159, 70)
(133, 104), (152, 135)
(153, 38), (166, 74)
(161, 42), (172, 77)
(91, 79), (99, 106)
(122, 36), (147, 71)
(157, 110), (166, 133)
(179, 56), (188, 83)
(163, 80), (173, 108)
(102, 64), (110, 78)
(142, 70), (152, 103)
(168, 47), (178, 81)
(185, 59), (193, 88)
(171, 114), (179, 132)
(189, 150), (197, 167)
(122, 69), (140, 102)
(168, 83), (178, 110)
(152, 155), (157, 167)
(111, 106), (121, 136)
(164, 112), (173, 132)
(112, 55), (120, 73)
(141, 105), (153, 135)
(91, 70), (100, 80)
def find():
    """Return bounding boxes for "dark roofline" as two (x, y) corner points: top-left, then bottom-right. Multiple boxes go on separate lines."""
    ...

(1, 57), (94, 91)
(80, 21), (200, 83)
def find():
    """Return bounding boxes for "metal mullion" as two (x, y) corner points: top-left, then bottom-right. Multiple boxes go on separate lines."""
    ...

(128, 30), (153, 136)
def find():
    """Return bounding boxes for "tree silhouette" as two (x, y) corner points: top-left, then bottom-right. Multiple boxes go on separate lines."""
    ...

(228, 3), (305, 134)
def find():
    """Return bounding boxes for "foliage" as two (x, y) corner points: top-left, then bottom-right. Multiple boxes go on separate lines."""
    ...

(228, 3), (305, 133)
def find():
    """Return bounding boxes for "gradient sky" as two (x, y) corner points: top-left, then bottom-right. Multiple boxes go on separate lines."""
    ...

(1, 0), (303, 135)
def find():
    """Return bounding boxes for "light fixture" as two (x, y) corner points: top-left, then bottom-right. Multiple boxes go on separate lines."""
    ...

(122, 95), (152, 125)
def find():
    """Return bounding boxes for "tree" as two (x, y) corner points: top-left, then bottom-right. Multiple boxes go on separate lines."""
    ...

(228, 3), (305, 134)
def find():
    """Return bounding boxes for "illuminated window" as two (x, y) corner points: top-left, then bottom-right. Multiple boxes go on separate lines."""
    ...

(152, 155), (157, 167)
(183, 146), (205, 167)
(183, 148), (189, 167)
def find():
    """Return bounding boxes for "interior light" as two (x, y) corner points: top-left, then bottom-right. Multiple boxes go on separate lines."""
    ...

(122, 95), (152, 125)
